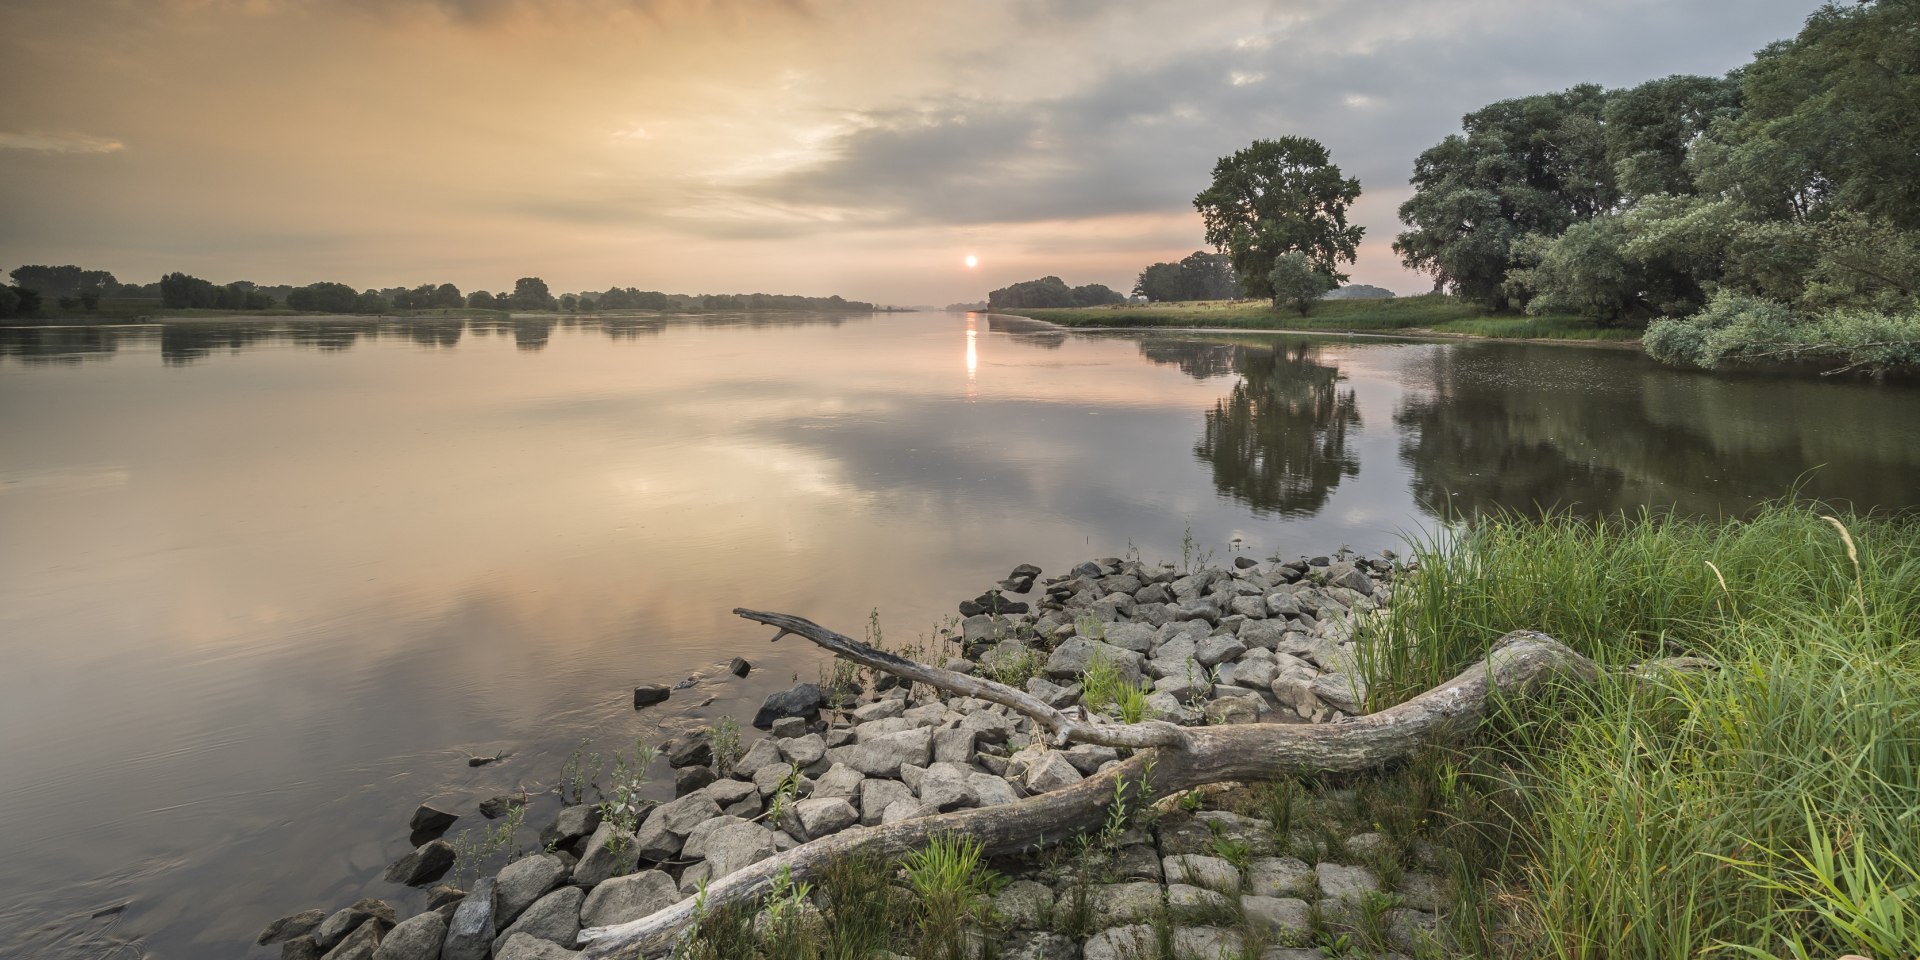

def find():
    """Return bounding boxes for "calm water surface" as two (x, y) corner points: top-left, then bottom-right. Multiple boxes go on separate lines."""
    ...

(2, 313), (1916, 958)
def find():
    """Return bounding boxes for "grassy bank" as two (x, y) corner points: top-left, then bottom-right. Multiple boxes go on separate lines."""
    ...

(1014, 295), (1640, 342)
(1357, 503), (1920, 958)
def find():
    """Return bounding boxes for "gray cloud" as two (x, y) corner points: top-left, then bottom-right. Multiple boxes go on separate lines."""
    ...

(0, 131), (126, 154)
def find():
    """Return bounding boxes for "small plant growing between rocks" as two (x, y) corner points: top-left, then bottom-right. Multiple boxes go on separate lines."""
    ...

(560, 737), (602, 805)
(598, 740), (659, 853)
(902, 833), (1006, 960)
(448, 803), (525, 887)
(709, 716), (742, 778)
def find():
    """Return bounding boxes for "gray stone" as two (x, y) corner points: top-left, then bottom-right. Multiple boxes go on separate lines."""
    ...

(753, 761), (802, 797)
(1193, 635), (1247, 667)
(1045, 638), (1144, 685)
(635, 792), (722, 860)
(493, 932), (581, 960)
(1308, 673), (1367, 714)
(1024, 752), (1084, 793)
(1025, 677), (1081, 709)
(1166, 883), (1232, 920)
(1202, 695), (1260, 726)
(1101, 622), (1156, 653)
(880, 798), (936, 824)
(1386, 908), (1440, 953)
(858, 778), (915, 825)
(810, 762), (864, 799)
(1325, 562), (1373, 597)
(1240, 896), (1311, 937)
(1231, 658), (1279, 689)
(370, 911), (445, 960)
(1346, 831), (1389, 860)
(1171, 925), (1243, 960)
(632, 684), (670, 708)
(754, 683), (824, 728)
(259, 909), (326, 946)
(769, 716), (809, 739)
(315, 899), (396, 952)
(572, 823), (641, 886)
(664, 733), (712, 769)
(777, 733), (827, 768)
(494, 854), (568, 928)
(994, 879), (1055, 929)
(1162, 854), (1239, 894)
(1248, 857), (1316, 899)
(1170, 598), (1221, 625)
(674, 765), (717, 797)
(957, 709), (1018, 745)
(702, 778), (759, 808)
(734, 739), (783, 778)
(320, 921), (384, 960)
(932, 727), (976, 764)
(1314, 862), (1380, 901)
(385, 840), (457, 887)
(409, 804), (459, 836)
(543, 804), (601, 847)
(1005, 931), (1078, 960)
(918, 763), (979, 810)
(704, 821), (778, 878)
(1268, 675), (1323, 720)
(1395, 871), (1445, 912)
(1228, 595), (1268, 619)
(1063, 743), (1120, 774)
(492, 886), (581, 954)
(1083, 924), (1155, 960)
(788, 797), (858, 839)
(682, 816), (748, 859)
(969, 772), (1021, 807)
(580, 870), (679, 928)
(1090, 882), (1163, 926)
(441, 877), (495, 960)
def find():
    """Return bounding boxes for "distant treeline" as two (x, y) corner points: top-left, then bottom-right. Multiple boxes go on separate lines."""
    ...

(990, 252), (1392, 310)
(985, 276), (1125, 310)
(0, 266), (875, 318)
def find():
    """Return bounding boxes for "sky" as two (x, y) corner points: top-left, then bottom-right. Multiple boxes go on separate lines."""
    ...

(0, 0), (1821, 305)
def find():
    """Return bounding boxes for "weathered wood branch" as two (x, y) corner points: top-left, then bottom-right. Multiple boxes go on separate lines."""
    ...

(578, 615), (1709, 959)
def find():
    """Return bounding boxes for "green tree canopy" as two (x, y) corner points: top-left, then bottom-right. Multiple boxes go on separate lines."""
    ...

(1266, 252), (1334, 315)
(1133, 251), (1241, 302)
(1194, 137), (1362, 302)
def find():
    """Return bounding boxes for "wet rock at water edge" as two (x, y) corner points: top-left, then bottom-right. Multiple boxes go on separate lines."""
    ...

(632, 684), (671, 708)
(665, 731), (713, 768)
(675, 764), (717, 796)
(280, 936), (322, 960)
(466, 754), (500, 768)
(382, 838), (456, 886)
(313, 898), (396, 952)
(754, 682), (825, 728)
(369, 911), (445, 960)
(319, 919), (384, 959)
(441, 877), (496, 960)
(479, 794), (527, 819)
(407, 802), (458, 837)
(258, 908), (326, 945)
(728, 656), (752, 677)
(494, 853), (569, 927)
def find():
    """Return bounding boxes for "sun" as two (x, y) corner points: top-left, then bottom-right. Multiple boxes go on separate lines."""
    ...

(964, 254), (978, 269)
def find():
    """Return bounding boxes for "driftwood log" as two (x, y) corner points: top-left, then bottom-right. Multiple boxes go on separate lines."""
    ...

(578, 608), (1708, 958)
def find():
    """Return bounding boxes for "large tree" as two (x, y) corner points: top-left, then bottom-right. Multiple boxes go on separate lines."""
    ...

(1194, 137), (1362, 304)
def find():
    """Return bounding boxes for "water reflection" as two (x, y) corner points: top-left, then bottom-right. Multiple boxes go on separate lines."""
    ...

(1191, 342), (1362, 517)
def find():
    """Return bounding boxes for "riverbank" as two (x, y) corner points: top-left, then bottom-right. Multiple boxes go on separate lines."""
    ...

(257, 502), (1920, 960)
(1007, 295), (1641, 345)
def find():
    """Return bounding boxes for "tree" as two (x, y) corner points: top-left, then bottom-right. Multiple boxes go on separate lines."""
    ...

(1604, 74), (1742, 199)
(468, 290), (497, 309)
(1069, 283), (1125, 307)
(560, 293), (580, 312)
(1193, 137), (1362, 303)
(1266, 252), (1335, 315)
(1393, 85), (1618, 310)
(510, 277), (555, 310)
(10, 265), (117, 298)
(160, 272), (217, 309)
(432, 283), (463, 307)
(987, 277), (1077, 310)
(287, 282), (364, 313)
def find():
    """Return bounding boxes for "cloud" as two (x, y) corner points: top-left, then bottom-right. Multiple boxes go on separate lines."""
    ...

(0, 131), (126, 154)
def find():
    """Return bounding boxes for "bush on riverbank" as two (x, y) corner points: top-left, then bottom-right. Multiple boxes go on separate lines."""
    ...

(1014, 294), (1619, 340)
(1644, 292), (1920, 374)
(1359, 502), (1920, 957)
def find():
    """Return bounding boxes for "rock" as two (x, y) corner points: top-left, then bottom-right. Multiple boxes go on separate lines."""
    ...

(572, 822), (641, 886)
(1071, 560), (1104, 578)
(1241, 896), (1311, 937)
(1026, 677), (1081, 708)
(636, 793), (722, 860)
(1004, 931), (1075, 960)
(1171, 926), (1243, 960)
(1083, 924), (1156, 960)
(493, 932), (581, 959)
(970, 772), (1020, 807)
(1248, 857), (1316, 898)
(1386, 908), (1440, 952)
(931, 727), (976, 764)
(383, 839), (456, 886)
(314, 899), (396, 952)
(1062, 744), (1120, 774)
(1045, 638), (1144, 685)
(1101, 622), (1156, 653)
(320, 920), (384, 960)
(259, 909), (326, 946)
(674, 765), (716, 797)
(1315, 862), (1381, 901)
(370, 911), (444, 960)
(492, 885), (581, 954)
(770, 715), (810, 738)
(880, 798), (936, 824)
(858, 778), (915, 825)
(682, 816), (749, 859)
(851, 698), (906, 722)
(479, 794), (527, 820)
(1231, 658), (1278, 689)
(917, 764), (979, 811)
(494, 854), (568, 927)
(1170, 598), (1221, 625)
(1325, 562), (1373, 597)
(868, 727), (936, 769)
(754, 683), (825, 729)
(632, 685), (670, 708)
(733, 739), (784, 778)
(281, 935), (322, 960)
(441, 877), (495, 960)
(1024, 752), (1084, 793)
(994, 880), (1055, 929)
(665, 732), (712, 769)
(540, 804), (601, 848)
(728, 657), (752, 677)
(408, 803), (459, 837)
(753, 762), (803, 798)
(1091, 883), (1162, 926)
(704, 821), (778, 878)
(1396, 871), (1445, 912)
(788, 797), (858, 839)
(580, 870), (679, 928)
(1166, 883), (1232, 921)
(1309, 673), (1367, 714)
(777, 733), (827, 768)
(1162, 854), (1239, 894)
(1193, 635), (1246, 667)
(1202, 695), (1260, 726)
(810, 762), (865, 799)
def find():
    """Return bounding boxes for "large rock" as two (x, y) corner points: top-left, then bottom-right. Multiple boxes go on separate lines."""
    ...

(384, 840), (456, 886)
(858, 778), (915, 825)
(572, 823), (641, 886)
(1248, 857), (1316, 898)
(258, 909), (325, 945)
(319, 920), (383, 960)
(494, 854), (568, 928)
(1309, 672), (1368, 714)
(1325, 562), (1374, 596)
(787, 797), (858, 839)
(314, 899), (395, 952)
(408, 803), (459, 837)
(1083, 924), (1156, 960)
(1241, 896), (1311, 938)
(664, 732), (712, 769)
(541, 804), (601, 848)
(1193, 635), (1246, 667)
(753, 683), (825, 728)
(917, 764), (978, 811)
(1023, 752), (1084, 793)
(1100, 622), (1156, 653)
(632, 684), (670, 708)
(1044, 638), (1143, 685)
(1090, 883), (1162, 926)
(1315, 862), (1381, 901)
(811, 762), (865, 799)
(370, 911), (445, 960)
(880, 798), (936, 824)
(993, 880), (1055, 929)
(732, 739), (783, 779)
(1004, 932), (1074, 960)
(492, 886), (581, 954)
(1171, 926), (1243, 960)
(703, 821), (779, 878)
(440, 877), (495, 960)
(493, 932), (581, 959)
(580, 870), (679, 928)
(776, 733), (827, 768)
(1162, 854), (1240, 894)
(635, 793), (722, 860)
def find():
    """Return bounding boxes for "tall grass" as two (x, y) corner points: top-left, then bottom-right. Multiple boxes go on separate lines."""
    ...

(1356, 502), (1920, 958)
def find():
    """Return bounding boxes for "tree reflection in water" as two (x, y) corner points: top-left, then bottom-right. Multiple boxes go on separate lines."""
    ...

(1184, 340), (1363, 517)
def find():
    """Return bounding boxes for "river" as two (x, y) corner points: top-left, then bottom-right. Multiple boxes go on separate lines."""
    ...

(1, 312), (1915, 958)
